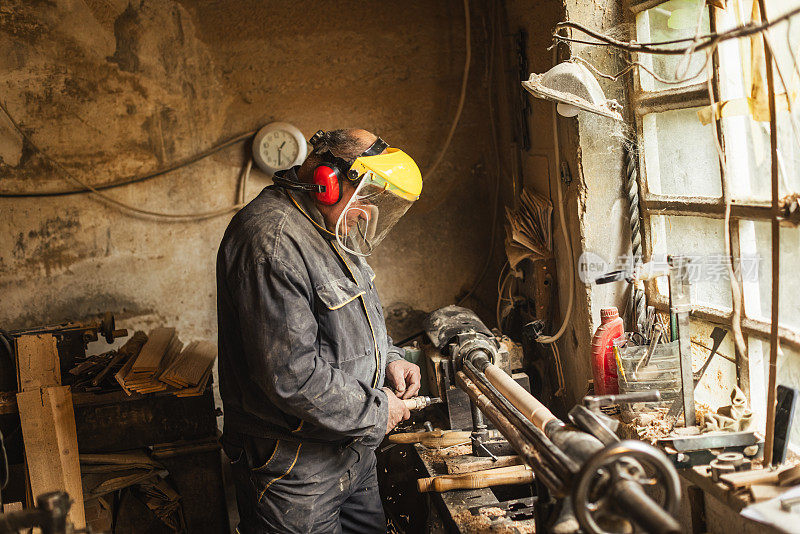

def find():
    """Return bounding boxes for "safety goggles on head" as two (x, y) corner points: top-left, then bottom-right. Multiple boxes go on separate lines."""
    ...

(335, 148), (422, 256)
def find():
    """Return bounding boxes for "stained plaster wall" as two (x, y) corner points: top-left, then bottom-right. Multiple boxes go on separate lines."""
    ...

(501, 0), (632, 408)
(0, 1), (503, 349)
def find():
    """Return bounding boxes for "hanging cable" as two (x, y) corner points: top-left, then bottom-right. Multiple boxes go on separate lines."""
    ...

(536, 42), (575, 345)
(414, 0), (472, 216)
(423, 0), (471, 181)
(552, 7), (800, 56)
(0, 98), (251, 221)
(455, 0), (500, 307)
(0, 97), (256, 198)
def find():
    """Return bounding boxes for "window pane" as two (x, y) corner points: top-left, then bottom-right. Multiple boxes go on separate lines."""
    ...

(642, 108), (722, 197)
(719, 111), (800, 202)
(748, 339), (800, 448)
(738, 220), (800, 331)
(692, 320), (738, 411)
(716, 0), (800, 201)
(635, 0), (710, 91)
(650, 215), (732, 310)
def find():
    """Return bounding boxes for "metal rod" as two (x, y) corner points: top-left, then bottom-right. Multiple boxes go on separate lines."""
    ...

(611, 479), (681, 534)
(463, 359), (579, 477)
(456, 371), (566, 494)
(669, 256), (697, 427)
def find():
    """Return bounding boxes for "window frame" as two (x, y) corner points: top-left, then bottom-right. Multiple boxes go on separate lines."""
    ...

(628, 0), (800, 403)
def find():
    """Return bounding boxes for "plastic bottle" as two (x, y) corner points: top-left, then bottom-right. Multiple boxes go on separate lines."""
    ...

(591, 307), (625, 395)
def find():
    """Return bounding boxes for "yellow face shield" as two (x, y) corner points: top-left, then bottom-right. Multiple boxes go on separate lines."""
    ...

(335, 148), (422, 256)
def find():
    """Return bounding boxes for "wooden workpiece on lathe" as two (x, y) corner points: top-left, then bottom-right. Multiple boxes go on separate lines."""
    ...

(417, 464), (533, 493)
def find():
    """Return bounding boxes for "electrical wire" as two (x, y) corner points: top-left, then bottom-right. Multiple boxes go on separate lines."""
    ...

(414, 0), (472, 216)
(550, 342), (565, 397)
(704, 55), (748, 362)
(553, 7), (800, 56)
(536, 102), (574, 345)
(238, 158), (253, 205)
(455, 0), (500, 307)
(0, 98), (250, 221)
(0, 96), (257, 198)
(422, 0), (471, 181)
(496, 267), (514, 334)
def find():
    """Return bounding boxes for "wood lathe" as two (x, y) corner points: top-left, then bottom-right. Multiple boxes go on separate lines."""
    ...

(416, 305), (683, 534)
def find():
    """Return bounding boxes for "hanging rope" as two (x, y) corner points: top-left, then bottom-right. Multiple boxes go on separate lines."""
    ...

(624, 141), (646, 330)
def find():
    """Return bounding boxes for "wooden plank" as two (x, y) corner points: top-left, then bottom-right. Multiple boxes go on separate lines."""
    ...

(719, 466), (792, 488)
(131, 327), (177, 375)
(160, 340), (216, 387)
(750, 484), (790, 503)
(17, 386), (86, 528)
(445, 455), (522, 475)
(15, 334), (60, 391)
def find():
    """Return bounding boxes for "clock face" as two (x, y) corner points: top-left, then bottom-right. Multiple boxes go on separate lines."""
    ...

(259, 129), (300, 170)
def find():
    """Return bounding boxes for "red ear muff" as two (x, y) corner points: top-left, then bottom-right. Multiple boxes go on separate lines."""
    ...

(313, 165), (341, 205)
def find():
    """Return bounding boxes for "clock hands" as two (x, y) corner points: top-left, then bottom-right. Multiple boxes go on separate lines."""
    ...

(277, 141), (286, 166)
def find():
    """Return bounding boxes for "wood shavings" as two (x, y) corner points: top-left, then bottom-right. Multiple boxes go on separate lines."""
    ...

(481, 506), (507, 518)
(450, 507), (535, 533)
(619, 403), (712, 443)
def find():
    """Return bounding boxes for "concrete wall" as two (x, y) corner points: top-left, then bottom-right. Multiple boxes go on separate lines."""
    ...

(501, 0), (633, 408)
(0, 0), (502, 344)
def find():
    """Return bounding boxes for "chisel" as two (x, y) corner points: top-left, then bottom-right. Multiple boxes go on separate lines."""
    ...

(403, 396), (443, 411)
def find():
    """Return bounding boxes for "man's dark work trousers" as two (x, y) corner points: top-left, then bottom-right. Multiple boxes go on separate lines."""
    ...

(225, 432), (386, 534)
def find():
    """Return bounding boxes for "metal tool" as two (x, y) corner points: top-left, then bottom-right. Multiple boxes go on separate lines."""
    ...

(5, 312), (127, 380)
(668, 256), (696, 428)
(709, 452), (748, 482)
(571, 391), (661, 446)
(470, 435), (499, 461)
(635, 322), (664, 379)
(657, 431), (762, 468)
(0, 491), (81, 534)
(403, 396), (443, 411)
(425, 306), (681, 534)
(666, 327), (728, 420)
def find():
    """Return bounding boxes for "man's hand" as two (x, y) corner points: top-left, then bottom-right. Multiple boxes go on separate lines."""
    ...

(386, 359), (421, 399)
(382, 387), (411, 434)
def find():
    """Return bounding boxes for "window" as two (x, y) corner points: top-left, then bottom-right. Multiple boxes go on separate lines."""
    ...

(630, 0), (800, 441)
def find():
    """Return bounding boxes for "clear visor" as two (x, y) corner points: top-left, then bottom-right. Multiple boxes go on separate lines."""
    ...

(334, 172), (415, 256)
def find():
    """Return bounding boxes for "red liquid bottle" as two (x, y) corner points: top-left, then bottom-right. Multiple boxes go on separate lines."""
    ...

(591, 307), (625, 395)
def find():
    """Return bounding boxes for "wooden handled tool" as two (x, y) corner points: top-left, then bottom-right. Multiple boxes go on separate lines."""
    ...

(402, 396), (442, 411)
(388, 429), (502, 448)
(417, 465), (533, 493)
(388, 430), (471, 448)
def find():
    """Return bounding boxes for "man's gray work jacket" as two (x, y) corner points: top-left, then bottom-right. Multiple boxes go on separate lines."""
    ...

(216, 171), (403, 449)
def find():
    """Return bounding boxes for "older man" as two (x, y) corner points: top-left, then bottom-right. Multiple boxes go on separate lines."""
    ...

(217, 129), (423, 533)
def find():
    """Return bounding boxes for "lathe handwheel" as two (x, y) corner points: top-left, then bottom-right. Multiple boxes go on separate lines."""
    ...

(572, 440), (680, 534)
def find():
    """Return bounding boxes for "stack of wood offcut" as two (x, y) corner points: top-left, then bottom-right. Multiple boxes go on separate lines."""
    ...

(115, 327), (216, 397)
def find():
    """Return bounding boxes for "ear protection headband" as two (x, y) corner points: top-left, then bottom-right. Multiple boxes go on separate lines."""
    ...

(308, 130), (388, 205)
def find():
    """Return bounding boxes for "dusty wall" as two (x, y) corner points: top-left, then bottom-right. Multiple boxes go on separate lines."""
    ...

(0, 1), (502, 344)
(501, 0), (632, 408)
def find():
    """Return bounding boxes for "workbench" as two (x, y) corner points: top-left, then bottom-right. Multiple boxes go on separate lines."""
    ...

(0, 387), (229, 533)
(412, 442), (536, 533)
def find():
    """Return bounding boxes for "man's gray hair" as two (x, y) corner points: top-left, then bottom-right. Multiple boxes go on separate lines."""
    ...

(298, 128), (377, 184)
(310, 129), (375, 163)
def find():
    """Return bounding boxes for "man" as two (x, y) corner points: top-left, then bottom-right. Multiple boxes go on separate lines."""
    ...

(217, 128), (423, 533)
